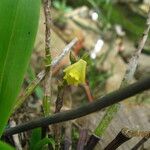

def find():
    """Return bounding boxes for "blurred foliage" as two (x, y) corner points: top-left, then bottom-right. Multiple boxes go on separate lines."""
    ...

(53, 0), (72, 13)
(33, 138), (55, 150)
(71, 126), (79, 150)
(0, 141), (14, 150)
(78, 50), (112, 94)
(87, 58), (112, 91)
(65, 0), (149, 41)
(53, 0), (72, 28)
(102, 3), (146, 40)
(30, 128), (55, 150)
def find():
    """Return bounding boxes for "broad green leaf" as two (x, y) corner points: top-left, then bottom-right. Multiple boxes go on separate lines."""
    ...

(0, 141), (14, 150)
(0, 0), (40, 136)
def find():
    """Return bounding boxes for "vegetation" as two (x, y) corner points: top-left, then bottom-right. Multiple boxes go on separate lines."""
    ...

(0, 0), (149, 149)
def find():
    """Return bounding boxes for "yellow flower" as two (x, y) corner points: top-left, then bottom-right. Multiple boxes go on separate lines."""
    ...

(63, 59), (87, 86)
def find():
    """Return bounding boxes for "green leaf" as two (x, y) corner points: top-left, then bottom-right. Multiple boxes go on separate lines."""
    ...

(29, 128), (42, 150)
(30, 129), (55, 150)
(0, 141), (14, 150)
(0, 0), (40, 136)
(33, 137), (55, 150)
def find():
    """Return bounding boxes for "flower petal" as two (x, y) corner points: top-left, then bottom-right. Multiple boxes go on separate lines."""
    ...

(63, 59), (87, 85)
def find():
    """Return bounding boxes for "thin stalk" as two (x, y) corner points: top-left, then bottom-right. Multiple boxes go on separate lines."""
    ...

(41, 1), (52, 148)
(64, 88), (73, 150)
(43, 0), (52, 116)
(53, 84), (65, 150)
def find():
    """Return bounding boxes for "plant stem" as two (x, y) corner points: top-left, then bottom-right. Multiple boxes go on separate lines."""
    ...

(43, 0), (52, 116)
(53, 84), (65, 149)
(3, 76), (150, 136)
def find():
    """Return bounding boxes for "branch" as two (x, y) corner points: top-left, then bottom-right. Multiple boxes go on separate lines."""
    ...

(121, 8), (150, 86)
(51, 38), (78, 68)
(4, 76), (150, 136)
